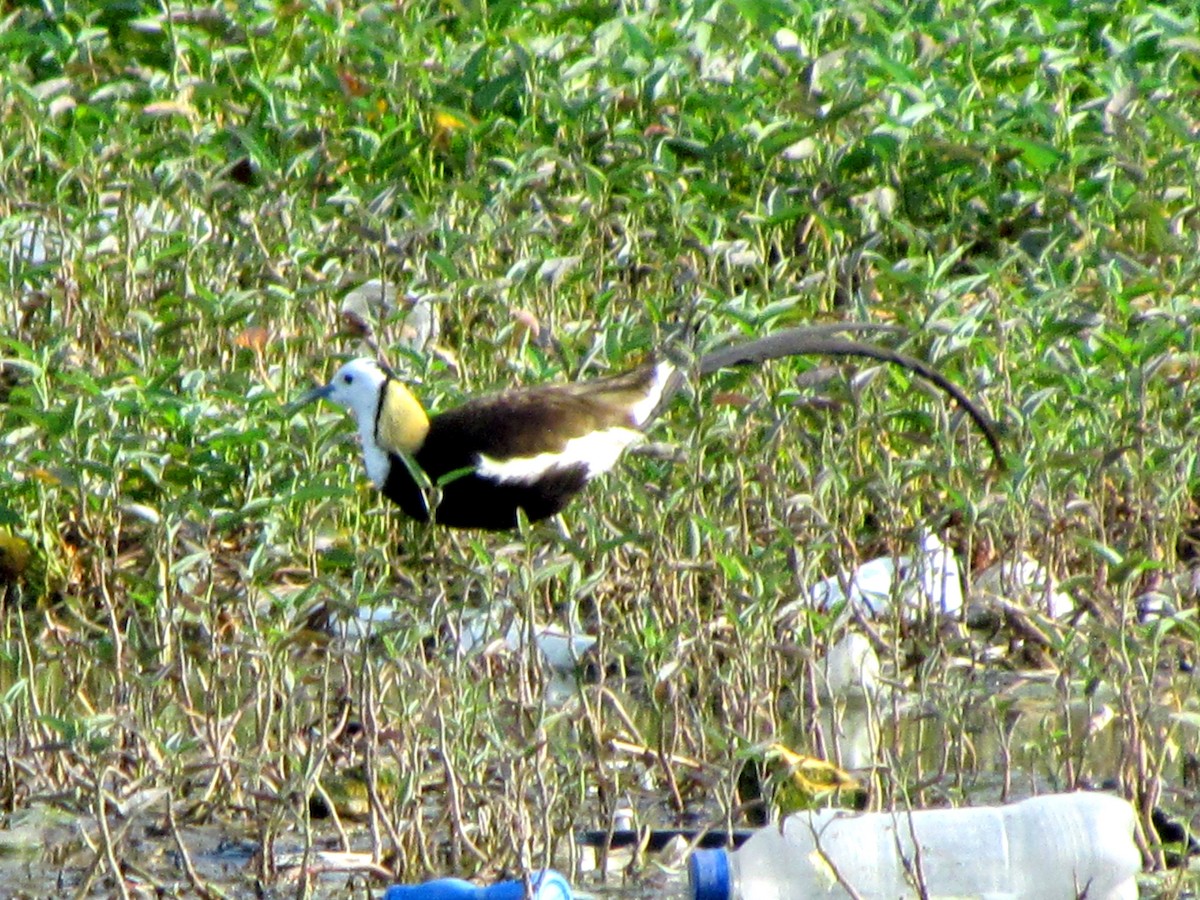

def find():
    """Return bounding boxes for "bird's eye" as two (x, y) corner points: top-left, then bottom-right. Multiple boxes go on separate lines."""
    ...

(343, 374), (354, 385)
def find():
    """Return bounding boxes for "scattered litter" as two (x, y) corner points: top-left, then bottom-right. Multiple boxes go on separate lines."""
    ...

(340, 279), (440, 350)
(1133, 569), (1200, 623)
(816, 632), (880, 699)
(537, 254), (581, 284)
(707, 238), (760, 268)
(803, 532), (963, 620)
(336, 604), (402, 641)
(774, 28), (802, 56)
(4, 199), (213, 273)
(340, 278), (397, 327)
(972, 555), (1074, 619)
(1137, 590), (1176, 622)
(384, 868), (571, 900)
(781, 138), (817, 161)
(455, 606), (597, 675)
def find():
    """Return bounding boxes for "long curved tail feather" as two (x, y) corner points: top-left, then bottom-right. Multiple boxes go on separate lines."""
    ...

(696, 325), (1004, 469)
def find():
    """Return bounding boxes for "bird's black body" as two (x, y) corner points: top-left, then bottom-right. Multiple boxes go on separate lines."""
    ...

(383, 445), (589, 530)
(380, 367), (670, 530)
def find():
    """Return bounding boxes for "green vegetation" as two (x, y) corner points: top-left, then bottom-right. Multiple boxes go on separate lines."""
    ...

(2, 0), (1199, 896)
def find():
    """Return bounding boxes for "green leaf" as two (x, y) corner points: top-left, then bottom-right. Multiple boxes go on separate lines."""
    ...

(664, 137), (710, 161)
(1008, 137), (1065, 172)
(427, 251), (458, 280)
(621, 20), (654, 59)
(1078, 538), (1124, 567)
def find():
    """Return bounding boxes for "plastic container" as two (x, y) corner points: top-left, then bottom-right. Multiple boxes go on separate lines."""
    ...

(689, 792), (1141, 900)
(384, 868), (571, 900)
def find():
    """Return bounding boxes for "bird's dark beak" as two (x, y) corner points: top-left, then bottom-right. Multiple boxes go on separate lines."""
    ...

(287, 382), (333, 414)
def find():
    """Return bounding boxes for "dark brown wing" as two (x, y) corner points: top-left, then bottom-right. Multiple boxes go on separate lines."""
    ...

(424, 364), (661, 463)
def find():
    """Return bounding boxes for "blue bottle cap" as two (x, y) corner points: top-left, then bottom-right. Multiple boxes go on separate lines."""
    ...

(688, 849), (731, 900)
(384, 877), (479, 900)
(384, 869), (573, 900)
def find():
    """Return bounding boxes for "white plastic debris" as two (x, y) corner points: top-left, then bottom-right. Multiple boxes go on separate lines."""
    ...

(341, 278), (398, 322)
(707, 238), (761, 268)
(806, 533), (964, 619)
(781, 138), (817, 161)
(5, 199), (213, 269)
(972, 555), (1074, 619)
(5, 218), (64, 266)
(340, 279), (440, 350)
(340, 604), (401, 640)
(1136, 589), (1176, 623)
(816, 632), (881, 699)
(398, 292), (440, 350)
(456, 607), (596, 675)
(536, 254), (581, 284)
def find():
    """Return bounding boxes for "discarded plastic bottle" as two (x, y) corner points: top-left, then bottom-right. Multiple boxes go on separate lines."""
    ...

(384, 868), (572, 900)
(689, 792), (1141, 900)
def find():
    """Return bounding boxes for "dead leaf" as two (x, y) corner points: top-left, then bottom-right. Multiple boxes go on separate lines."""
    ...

(338, 70), (369, 97)
(234, 325), (270, 352)
(340, 309), (372, 338)
(712, 391), (751, 408)
(511, 309), (541, 339)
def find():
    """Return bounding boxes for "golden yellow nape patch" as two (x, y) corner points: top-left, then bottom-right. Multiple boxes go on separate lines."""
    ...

(376, 380), (430, 454)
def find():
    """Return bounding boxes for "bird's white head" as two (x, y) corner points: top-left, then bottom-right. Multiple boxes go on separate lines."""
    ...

(293, 358), (387, 433)
(317, 358), (389, 422)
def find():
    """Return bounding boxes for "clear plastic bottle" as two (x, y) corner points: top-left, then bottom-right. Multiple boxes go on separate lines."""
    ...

(689, 792), (1140, 900)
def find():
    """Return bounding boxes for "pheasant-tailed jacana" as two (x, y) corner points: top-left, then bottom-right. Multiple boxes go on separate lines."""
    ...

(293, 325), (1002, 530)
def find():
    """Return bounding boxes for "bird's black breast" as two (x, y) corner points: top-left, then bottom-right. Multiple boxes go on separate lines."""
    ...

(380, 448), (589, 530)
(379, 406), (595, 530)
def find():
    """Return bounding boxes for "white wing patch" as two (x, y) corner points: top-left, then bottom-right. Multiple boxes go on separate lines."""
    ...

(477, 427), (644, 485)
(627, 362), (675, 427)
